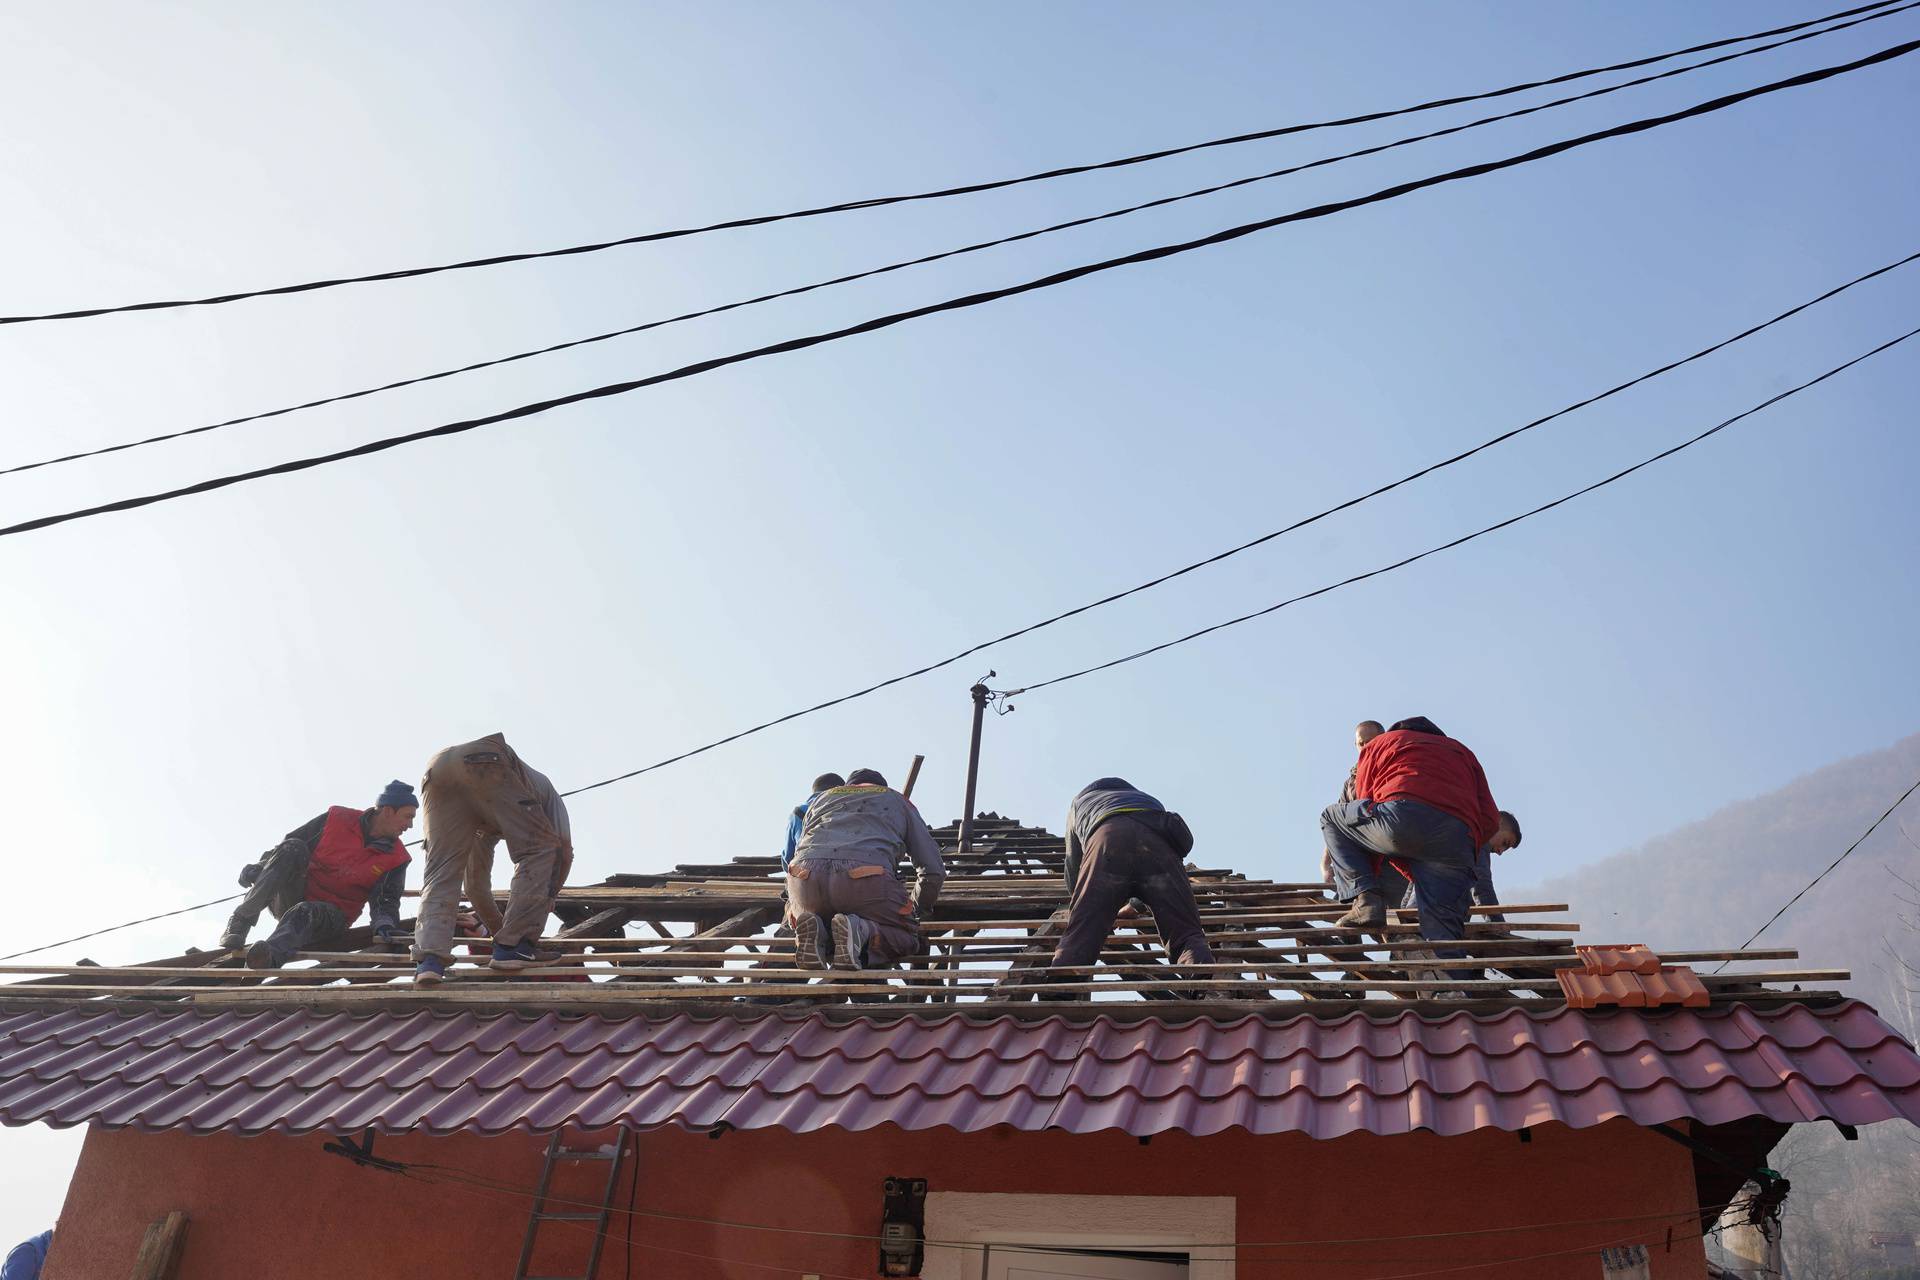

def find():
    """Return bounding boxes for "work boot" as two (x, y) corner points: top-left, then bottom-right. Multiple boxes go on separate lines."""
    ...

(1334, 891), (1387, 930)
(413, 955), (448, 987)
(219, 932), (247, 951)
(245, 941), (283, 971)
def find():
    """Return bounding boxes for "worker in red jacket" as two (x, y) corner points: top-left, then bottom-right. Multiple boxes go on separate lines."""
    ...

(219, 780), (418, 969)
(1320, 717), (1500, 946)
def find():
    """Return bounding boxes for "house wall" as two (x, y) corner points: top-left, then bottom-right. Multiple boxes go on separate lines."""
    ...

(43, 1118), (1708, 1279)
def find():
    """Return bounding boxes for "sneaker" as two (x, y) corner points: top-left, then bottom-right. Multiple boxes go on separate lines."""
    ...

(244, 941), (282, 971)
(490, 941), (538, 972)
(829, 916), (865, 971)
(414, 955), (448, 987)
(793, 915), (827, 972)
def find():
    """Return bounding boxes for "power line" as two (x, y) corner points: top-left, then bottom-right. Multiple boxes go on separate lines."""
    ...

(7, 255), (1913, 958)
(1010, 325), (1920, 694)
(553, 268), (1920, 797)
(0, 893), (242, 962)
(1719, 772), (1920, 963)
(7, 36), (1914, 542)
(1, 0), (1900, 327)
(10, 0), (1912, 480)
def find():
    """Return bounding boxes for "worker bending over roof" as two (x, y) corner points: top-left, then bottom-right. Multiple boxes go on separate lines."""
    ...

(413, 733), (572, 985)
(218, 780), (417, 969)
(1321, 717), (1502, 948)
(1048, 778), (1215, 988)
(788, 768), (944, 971)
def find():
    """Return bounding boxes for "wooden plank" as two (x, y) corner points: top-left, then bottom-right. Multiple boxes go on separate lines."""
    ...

(0, 987), (1845, 1022)
(322, 933), (1595, 957)
(605, 905), (777, 983)
(989, 914), (1069, 998)
(556, 905), (636, 941)
(0, 959), (1835, 990)
(130, 1210), (189, 1280)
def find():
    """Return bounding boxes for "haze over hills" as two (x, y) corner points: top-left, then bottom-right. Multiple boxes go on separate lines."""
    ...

(1530, 732), (1920, 1278)
(1523, 729), (1920, 1037)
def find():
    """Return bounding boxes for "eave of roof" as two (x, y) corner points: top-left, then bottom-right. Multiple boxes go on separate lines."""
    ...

(1, 999), (1914, 1141)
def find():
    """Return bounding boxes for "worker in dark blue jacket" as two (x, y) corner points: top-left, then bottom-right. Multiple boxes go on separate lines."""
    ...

(2, 1230), (51, 1280)
(781, 773), (846, 870)
(1049, 778), (1214, 986)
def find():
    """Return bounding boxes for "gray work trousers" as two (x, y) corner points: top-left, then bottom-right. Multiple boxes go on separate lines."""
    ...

(788, 859), (920, 967)
(221, 842), (309, 947)
(414, 735), (567, 961)
(261, 901), (347, 965)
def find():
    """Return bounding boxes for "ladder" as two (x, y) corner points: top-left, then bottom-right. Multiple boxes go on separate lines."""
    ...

(512, 1130), (631, 1280)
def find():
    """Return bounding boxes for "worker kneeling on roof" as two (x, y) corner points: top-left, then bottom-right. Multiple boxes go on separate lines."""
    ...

(218, 780), (417, 970)
(1047, 778), (1215, 991)
(413, 733), (573, 985)
(788, 768), (944, 971)
(1321, 717), (1501, 950)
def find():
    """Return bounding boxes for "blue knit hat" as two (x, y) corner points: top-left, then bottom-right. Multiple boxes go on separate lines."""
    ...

(377, 779), (418, 810)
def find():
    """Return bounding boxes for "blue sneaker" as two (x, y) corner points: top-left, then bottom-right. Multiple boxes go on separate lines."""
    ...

(413, 955), (448, 987)
(490, 941), (537, 972)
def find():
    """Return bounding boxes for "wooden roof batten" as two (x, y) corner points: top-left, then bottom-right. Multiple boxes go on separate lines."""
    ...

(0, 815), (1842, 1020)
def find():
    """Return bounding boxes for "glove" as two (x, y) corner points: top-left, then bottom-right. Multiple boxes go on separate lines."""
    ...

(374, 925), (402, 951)
(238, 863), (261, 888)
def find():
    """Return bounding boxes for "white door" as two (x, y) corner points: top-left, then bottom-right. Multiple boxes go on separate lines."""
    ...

(989, 1248), (1188, 1280)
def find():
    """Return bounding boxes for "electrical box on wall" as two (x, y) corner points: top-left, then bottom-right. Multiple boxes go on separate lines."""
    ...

(879, 1176), (928, 1277)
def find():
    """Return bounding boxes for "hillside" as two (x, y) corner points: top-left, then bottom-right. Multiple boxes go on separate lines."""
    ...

(1523, 731), (1920, 1279)
(1524, 730), (1920, 1035)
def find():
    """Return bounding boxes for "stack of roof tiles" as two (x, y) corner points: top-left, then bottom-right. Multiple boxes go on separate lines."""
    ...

(1558, 945), (1710, 1010)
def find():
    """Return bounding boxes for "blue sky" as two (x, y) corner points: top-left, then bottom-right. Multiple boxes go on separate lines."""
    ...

(1, 0), (1916, 1247)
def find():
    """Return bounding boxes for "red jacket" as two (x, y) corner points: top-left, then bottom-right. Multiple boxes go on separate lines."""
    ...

(1353, 730), (1500, 848)
(303, 807), (411, 922)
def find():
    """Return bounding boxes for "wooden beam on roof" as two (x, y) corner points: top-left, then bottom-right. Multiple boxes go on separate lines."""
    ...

(130, 1210), (189, 1280)
(988, 912), (1070, 1000)
(605, 905), (778, 982)
(556, 906), (635, 941)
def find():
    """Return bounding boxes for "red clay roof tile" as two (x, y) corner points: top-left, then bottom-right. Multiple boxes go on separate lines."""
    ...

(1576, 944), (1663, 976)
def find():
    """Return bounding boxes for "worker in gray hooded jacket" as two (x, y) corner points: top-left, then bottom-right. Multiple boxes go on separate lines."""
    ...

(788, 768), (944, 971)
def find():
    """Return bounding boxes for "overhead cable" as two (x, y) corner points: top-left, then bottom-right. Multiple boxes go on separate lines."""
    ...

(9, 0), (1913, 479)
(4, 257), (1912, 961)
(0, 0), (1901, 326)
(1008, 325), (1920, 695)
(1719, 772), (1920, 962)
(7, 36), (1915, 541)
(0, 893), (243, 962)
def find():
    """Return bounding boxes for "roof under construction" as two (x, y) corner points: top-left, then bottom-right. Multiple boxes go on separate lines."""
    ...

(0, 815), (1915, 1142)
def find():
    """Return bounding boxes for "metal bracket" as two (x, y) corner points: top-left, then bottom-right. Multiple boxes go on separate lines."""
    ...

(322, 1128), (405, 1175)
